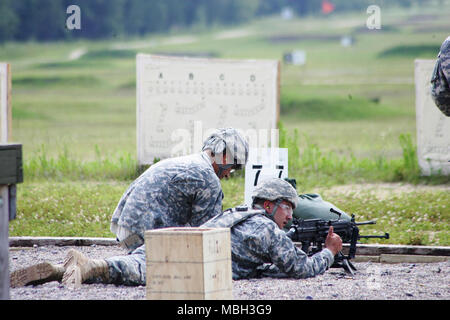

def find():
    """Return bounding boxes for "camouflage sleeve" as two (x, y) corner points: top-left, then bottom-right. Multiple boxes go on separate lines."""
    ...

(170, 168), (224, 227)
(263, 223), (334, 279)
(184, 182), (224, 227)
(431, 35), (450, 116)
(196, 191), (223, 225)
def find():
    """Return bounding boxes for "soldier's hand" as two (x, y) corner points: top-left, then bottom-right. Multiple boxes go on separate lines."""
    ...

(325, 226), (343, 256)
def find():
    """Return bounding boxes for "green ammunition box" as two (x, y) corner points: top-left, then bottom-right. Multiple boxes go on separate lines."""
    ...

(0, 144), (23, 185)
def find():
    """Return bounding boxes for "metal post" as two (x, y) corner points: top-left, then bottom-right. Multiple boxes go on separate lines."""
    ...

(0, 185), (10, 300)
(0, 63), (14, 300)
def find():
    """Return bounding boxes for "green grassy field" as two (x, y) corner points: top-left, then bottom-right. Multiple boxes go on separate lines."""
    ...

(3, 5), (449, 244)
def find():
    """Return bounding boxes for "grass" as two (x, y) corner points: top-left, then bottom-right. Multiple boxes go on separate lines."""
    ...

(280, 90), (408, 121)
(3, 5), (449, 245)
(10, 177), (449, 246)
(10, 181), (129, 237)
(12, 74), (100, 87)
(23, 145), (141, 181)
(12, 127), (448, 246)
(378, 44), (441, 58)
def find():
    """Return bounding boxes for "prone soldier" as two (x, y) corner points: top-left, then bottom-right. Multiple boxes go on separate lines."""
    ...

(202, 177), (343, 279)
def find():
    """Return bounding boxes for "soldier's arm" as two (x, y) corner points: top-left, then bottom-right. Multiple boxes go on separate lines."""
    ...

(265, 223), (335, 279)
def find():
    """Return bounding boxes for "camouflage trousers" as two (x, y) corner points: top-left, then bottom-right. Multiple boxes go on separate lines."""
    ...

(100, 245), (147, 286)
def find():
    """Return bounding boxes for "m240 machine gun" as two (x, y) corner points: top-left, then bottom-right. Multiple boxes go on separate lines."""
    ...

(285, 208), (389, 275)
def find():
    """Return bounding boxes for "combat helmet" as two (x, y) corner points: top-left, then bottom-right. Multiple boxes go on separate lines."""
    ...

(202, 128), (249, 170)
(431, 35), (450, 117)
(251, 177), (298, 209)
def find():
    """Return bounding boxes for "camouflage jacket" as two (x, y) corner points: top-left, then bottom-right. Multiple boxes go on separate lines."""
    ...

(202, 207), (334, 280)
(431, 35), (450, 116)
(111, 152), (223, 246)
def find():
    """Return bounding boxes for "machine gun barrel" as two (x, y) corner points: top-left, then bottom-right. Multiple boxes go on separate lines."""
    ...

(355, 220), (377, 226)
(359, 233), (390, 239)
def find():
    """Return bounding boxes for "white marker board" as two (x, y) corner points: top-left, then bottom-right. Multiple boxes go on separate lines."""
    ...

(244, 148), (288, 206)
(414, 59), (450, 175)
(0, 63), (11, 143)
(136, 54), (280, 165)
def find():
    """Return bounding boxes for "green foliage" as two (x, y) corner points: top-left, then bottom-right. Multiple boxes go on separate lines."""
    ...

(281, 91), (407, 121)
(277, 126), (449, 190)
(393, 133), (420, 181)
(11, 178), (449, 246)
(322, 188), (450, 246)
(81, 49), (138, 60)
(0, 0), (19, 43)
(24, 145), (142, 182)
(378, 45), (441, 59)
(0, 0), (265, 42)
(0, 0), (442, 42)
(278, 121), (300, 173)
(12, 75), (100, 87)
(10, 180), (130, 237)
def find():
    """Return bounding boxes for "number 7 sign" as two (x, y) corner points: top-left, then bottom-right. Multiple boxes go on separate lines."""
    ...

(244, 148), (289, 206)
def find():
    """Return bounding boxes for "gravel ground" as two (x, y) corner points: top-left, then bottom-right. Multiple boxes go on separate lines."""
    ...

(8, 245), (449, 300)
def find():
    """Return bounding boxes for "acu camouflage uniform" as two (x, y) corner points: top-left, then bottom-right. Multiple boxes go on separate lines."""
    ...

(102, 152), (223, 286)
(203, 178), (334, 280)
(101, 128), (248, 285)
(431, 35), (450, 117)
(110, 151), (224, 252)
(202, 206), (334, 280)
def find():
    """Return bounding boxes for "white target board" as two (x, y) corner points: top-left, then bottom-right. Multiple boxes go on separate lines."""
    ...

(414, 59), (450, 175)
(0, 63), (11, 143)
(136, 54), (280, 165)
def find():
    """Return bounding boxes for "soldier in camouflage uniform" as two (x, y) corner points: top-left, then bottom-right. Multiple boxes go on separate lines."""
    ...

(63, 177), (341, 286)
(10, 127), (249, 288)
(110, 127), (249, 252)
(202, 177), (343, 279)
(431, 35), (450, 117)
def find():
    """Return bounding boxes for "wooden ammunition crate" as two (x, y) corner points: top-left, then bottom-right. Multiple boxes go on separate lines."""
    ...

(145, 227), (232, 300)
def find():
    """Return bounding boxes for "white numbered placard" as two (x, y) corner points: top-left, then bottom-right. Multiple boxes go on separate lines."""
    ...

(136, 54), (280, 165)
(244, 148), (288, 206)
(414, 59), (450, 175)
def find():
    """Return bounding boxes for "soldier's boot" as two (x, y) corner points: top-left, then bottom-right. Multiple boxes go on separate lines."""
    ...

(62, 249), (109, 289)
(10, 262), (65, 288)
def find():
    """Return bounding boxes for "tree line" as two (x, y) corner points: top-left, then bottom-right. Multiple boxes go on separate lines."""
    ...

(0, 0), (421, 43)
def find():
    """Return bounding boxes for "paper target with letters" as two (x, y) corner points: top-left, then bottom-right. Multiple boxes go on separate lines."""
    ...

(136, 54), (280, 165)
(244, 148), (288, 206)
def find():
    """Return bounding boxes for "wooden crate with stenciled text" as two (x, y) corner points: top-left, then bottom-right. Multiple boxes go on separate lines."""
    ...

(145, 227), (232, 300)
